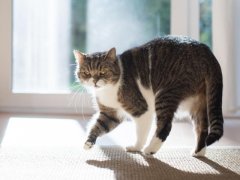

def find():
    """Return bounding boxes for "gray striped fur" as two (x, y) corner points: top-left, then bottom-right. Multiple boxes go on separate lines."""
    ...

(75, 35), (223, 154)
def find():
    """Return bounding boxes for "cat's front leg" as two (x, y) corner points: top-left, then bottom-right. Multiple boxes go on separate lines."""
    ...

(84, 111), (121, 150)
(84, 128), (100, 150)
(126, 112), (153, 152)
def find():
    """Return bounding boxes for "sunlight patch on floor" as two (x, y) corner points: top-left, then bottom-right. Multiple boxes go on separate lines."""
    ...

(1, 117), (86, 147)
(0, 115), (239, 149)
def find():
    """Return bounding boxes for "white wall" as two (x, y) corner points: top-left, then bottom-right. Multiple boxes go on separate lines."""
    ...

(212, 0), (240, 114)
(234, 0), (240, 110)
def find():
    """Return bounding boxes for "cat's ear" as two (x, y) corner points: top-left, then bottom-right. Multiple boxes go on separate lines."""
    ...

(105, 47), (116, 61)
(73, 50), (85, 65)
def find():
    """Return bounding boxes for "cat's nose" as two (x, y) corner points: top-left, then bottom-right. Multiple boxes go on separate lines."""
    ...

(93, 79), (98, 84)
(93, 78), (100, 88)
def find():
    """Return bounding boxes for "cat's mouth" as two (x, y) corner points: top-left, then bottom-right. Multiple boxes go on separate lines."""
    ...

(94, 84), (100, 88)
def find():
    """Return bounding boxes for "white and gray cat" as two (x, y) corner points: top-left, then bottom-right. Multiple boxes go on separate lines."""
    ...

(74, 36), (223, 156)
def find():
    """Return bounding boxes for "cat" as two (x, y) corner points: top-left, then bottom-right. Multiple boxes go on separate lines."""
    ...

(73, 35), (223, 156)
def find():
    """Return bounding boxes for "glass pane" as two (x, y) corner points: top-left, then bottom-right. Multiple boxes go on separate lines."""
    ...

(13, 0), (73, 93)
(86, 0), (170, 53)
(13, 0), (170, 93)
(199, 0), (212, 48)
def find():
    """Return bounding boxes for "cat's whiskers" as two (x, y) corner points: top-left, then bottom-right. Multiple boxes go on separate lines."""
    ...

(69, 63), (77, 67)
(81, 88), (87, 121)
(76, 87), (87, 121)
(68, 83), (82, 108)
(68, 82), (83, 114)
(75, 87), (83, 113)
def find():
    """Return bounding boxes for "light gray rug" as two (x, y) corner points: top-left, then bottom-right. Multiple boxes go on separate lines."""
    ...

(0, 146), (239, 180)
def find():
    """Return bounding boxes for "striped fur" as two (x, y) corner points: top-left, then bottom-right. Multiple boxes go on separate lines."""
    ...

(74, 35), (224, 155)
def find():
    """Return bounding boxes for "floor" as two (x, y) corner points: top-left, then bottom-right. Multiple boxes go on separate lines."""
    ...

(0, 113), (239, 149)
(1, 113), (239, 180)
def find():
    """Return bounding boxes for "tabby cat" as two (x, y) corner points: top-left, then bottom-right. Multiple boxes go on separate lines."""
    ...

(73, 35), (223, 156)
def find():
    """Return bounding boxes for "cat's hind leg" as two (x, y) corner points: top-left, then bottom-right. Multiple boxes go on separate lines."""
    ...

(191, 99), (208, 157)
(84, 111), (122, 150)
(126, 112), (154, 152)
(143, 90), (180, 155)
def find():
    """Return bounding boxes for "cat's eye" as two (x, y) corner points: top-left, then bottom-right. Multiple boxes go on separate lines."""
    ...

(82, 71), (90, 76)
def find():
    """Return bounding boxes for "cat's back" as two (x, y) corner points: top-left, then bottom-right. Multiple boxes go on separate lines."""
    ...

(132, 35), (201, 51)
(120, 35), (206, 62)
(119, 35), (219, 92)
(119, 35), (208, 77)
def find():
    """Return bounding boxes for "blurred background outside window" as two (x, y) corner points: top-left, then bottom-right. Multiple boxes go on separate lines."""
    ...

(9, 0), (239, 115)
(13, 0), (212, 93)
(13, 0), (171, 93)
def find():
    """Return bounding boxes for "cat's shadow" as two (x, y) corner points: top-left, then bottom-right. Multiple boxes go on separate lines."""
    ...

(86, 146), (239, 180)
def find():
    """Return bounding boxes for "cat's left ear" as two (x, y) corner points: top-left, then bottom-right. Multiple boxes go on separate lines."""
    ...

(73, 50), (85, 65)
(105, 47), (116, 61)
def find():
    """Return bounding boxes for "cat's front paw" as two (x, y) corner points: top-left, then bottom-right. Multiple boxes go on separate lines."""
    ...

(191, 147), (206, 157)
(143, 147), (157, 156)
(126, 145), (142, 152)
(143, 137), (163, 156)
(84, 141), (94, 150)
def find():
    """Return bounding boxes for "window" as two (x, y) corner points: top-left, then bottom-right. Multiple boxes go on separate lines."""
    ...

(0, 0), (170, 114)
(13, 0), (170, 94)
(4, 0), (238, 116)
(199, 0), (212, 48)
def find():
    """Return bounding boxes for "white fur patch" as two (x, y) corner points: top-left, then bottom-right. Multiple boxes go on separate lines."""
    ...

(126, 111), (154, 152)
(143, 136), (163, 155)
(96, 79), (106, 87)
(191, 147), (206, 157)
(95, 82), (122, 109)
(177, 95), (200, 113)
(94, 59), (124, 112)
(84, 141), (94, 150)
(136, 79), (155, 114)
(83, 78), (95, 87)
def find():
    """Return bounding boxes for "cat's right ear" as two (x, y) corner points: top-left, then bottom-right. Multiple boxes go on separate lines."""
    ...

(73, 50), (85, 65)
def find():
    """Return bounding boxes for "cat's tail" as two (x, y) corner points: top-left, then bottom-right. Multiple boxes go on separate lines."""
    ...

(205, 63), (224, 146)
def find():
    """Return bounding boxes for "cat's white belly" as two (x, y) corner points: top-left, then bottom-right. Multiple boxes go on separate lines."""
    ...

(177, 95), (200, 113)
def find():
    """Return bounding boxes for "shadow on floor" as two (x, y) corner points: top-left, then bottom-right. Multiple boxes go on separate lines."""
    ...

(87, 146), (240, 180)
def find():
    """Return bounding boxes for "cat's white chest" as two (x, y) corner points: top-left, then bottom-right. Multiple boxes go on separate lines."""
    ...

(95, 83), (121, 109)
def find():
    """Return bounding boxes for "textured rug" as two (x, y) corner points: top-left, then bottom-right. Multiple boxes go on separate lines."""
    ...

(0, 146), (239, 180)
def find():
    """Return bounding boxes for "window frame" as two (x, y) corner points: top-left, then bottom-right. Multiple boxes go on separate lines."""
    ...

(0, 0), (94, 114)
(171, 0), (199, 39)
(0, 0), (199, 114)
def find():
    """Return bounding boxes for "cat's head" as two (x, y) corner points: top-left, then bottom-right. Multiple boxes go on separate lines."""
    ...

(73, 48), (120, 89)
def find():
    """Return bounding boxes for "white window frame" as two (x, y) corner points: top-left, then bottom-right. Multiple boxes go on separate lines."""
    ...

(212, 0), (240, 116)
(0, 0), (199, 114)
(171, 0), (199, 39)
